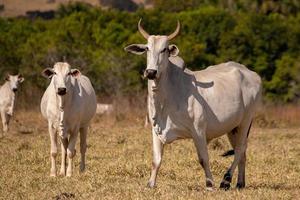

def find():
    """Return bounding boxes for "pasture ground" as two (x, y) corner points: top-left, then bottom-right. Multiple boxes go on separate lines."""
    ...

(0, 111), (300, 200)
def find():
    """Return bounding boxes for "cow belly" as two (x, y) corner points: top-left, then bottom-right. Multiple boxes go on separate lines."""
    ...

(158, 128), (192, 144)
(205, 108), (244, 140)
(201, 86), (245, 140)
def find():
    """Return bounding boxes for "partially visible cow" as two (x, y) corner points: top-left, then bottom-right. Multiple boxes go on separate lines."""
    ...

(125, 19), (262, 190)
(41, 62), (97, 177)
(0, 74), (24, 134)
(96, 103), (114, 115)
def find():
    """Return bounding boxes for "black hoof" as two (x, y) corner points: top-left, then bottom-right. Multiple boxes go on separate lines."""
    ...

(220, 181), (231, 190)
(236, 182), (245, 189)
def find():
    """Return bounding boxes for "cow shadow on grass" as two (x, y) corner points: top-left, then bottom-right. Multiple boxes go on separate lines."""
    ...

(53, 192), (75, 200)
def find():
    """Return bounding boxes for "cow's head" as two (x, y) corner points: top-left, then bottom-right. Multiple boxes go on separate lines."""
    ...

(42, 62), (80, 96)
(5, 74), (25, 93)
(125, 19), (180, 80)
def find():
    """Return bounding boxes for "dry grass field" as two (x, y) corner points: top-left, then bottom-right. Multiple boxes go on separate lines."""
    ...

(0, 108), (300, 200)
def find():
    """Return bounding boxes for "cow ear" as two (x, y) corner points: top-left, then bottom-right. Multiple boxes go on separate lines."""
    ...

(5, 74), (10, 81)
(70, 69), (81, 78)
(168, 44), (179, 57)
(124, 44), (147, 55)
(42, 68), (55, 79)
(18, 74), (25, 83)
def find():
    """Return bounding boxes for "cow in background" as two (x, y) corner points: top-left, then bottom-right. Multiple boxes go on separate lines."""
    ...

(0, 74), (24, 135)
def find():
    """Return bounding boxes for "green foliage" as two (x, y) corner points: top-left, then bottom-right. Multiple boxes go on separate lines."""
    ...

(152, 0), (300, 15)
(153, 0), (202, 12)
(0, 2), (300, 102)
(265, 55), (300, 102)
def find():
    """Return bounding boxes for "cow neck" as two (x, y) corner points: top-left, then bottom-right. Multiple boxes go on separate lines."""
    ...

(56, 86), (73, 139)
(3, 81), (16, 103)
(147, 60), (172, 134)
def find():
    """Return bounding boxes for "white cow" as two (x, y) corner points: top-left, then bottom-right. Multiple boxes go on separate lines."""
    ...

(125, 19), (262, 190)
(96, 103), (114, 115)
(41, 62), (97, 177)
(0, 74), (24, 134)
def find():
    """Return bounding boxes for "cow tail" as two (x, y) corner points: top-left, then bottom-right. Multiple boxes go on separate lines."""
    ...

(221, 149), (235, 157)
(247, 120), (253, 138)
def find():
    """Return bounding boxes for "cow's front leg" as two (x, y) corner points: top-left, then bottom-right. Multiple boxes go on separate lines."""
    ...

(1, 111), (8, 133)
(192, 127), (214, 191)
(59, 137), (68, 176)
(48, 122), (58, 177)
(66, 130), (79, 177)
(147, 129), (164, 188)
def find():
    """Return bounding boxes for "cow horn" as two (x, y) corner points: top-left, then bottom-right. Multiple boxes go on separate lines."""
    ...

(138, 19), (149, 39)
(168, 21), (180, 40)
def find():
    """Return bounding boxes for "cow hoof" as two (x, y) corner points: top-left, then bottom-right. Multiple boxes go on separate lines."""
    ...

(50, 168), (56, 177)
(236, 183), (245, 189)
(147, 181), (156, 188)
(59, 170), (65, 176)
(66, 168), (72, 177)
(80, 164), (85, 172)
(220, 181), (230, 190)
(50, 172), (56, 177)
(205, 179), (214, 191)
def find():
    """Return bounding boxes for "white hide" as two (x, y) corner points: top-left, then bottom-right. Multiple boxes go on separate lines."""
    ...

(40, 62), (96, 177)
(0, 74), (24, 133)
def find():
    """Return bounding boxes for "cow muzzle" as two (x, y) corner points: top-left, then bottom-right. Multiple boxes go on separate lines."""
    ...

(144, 69), (157, 80)
(57, 87), (67, 96)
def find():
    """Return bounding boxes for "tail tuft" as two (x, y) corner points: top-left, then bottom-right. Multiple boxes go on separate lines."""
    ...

(221, 149), (235, 157)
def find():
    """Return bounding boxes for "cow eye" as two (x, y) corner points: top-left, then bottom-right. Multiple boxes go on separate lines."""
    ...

(145, 47), (149, 51)
(161, 48), (167, 53)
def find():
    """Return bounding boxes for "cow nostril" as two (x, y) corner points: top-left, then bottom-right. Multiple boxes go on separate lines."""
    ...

(145, 69), (157, 80)
(57, 88), (67, 95)
(12, 88), (18, 92)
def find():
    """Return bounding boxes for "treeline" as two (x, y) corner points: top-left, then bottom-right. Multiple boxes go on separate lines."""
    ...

(0, 1), (300, 105)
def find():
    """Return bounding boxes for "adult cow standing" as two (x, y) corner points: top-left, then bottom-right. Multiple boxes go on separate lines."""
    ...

(0, 74), (24, 135)
(41, 62), (97, 177)
(125, 20), (262, 190)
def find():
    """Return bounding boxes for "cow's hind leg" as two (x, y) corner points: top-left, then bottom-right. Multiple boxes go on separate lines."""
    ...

(236, 152), (246, 189)
(147, 129), (164, 188)
(5, 113), (11, 132)
(79, 127), (88, 172)
(237, 121), (252, 189)
(220, 119), (252, 190)
(227, 129), (245, 188)
(5, 113), (11, 128)
(66, 130), (79, 177)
